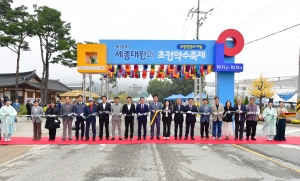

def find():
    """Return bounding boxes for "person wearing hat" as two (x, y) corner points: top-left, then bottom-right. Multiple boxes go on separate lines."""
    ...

(0, 99), (17, 141)
(84, 98), (98, 141)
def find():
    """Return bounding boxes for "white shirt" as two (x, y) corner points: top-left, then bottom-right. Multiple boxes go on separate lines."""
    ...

(127, 104), (131, 110)
(103, 103), (106, 109)
(165, 107), (169, 117)
(34, 107), (38, 113)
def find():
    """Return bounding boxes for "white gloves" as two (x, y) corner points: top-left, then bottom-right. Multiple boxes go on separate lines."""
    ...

(191, 113), (194, 115)
(175, 111), (178, 113)
(138, 113), (141, 116)
(143, 113), (147, 116)
(163, 110), (166, 112)
(92, 113), (96, 116)
(132, 113), (134, 116)
(180, 111), (183, 114)
(99, 111), (102, 114)
(187, 111), (191, 113)
(80, 113), (83, 117)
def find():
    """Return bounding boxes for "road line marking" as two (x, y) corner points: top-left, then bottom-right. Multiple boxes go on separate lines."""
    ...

(0, 145), (50, 167)
(152, 144), (167, 181)
(277, 144), (300, 150)
(99, 144), (106, 151)
(232, 144), (300, 173)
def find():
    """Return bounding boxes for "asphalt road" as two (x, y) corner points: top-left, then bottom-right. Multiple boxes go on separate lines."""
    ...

(0, 116), (299, 181)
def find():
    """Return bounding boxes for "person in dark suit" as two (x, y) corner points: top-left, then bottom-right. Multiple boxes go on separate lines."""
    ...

(136, 97), (149, 140)
(26, 100), (33, 120)
(184, 98), (198, 140)
(84, 98), (98, 141)
(97, 96), (111, 140)
(73, 95), (86, 141)
(233, 97), (248, 140)
(45, 101), (60, 141)
(162, 100), (173, 139)
(173, 98), (185, 140)
(122, 97), (136, 140)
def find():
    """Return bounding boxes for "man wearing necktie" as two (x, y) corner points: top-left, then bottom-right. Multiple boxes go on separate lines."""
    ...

(97, 96), (111, 140)
(149, 95), (162, 140)
(212, 96), (224, 140)
(122, 96), (136, 140)
(173, 98), (185, 139)
(184, 98), (198, 140)
(136, 97), (149, 140)
(74, 95), (86, 141)
(84, 98), (98, 141)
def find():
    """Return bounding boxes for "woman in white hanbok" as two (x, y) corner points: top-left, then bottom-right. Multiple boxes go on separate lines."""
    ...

(0, 100), (17, 142)
(262, 102), (277, 141)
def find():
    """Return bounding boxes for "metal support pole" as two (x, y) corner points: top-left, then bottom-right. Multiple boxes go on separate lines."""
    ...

(296, 47), (300, 120)
(82, 74), (86, 103)
(89, 74), (92, 98)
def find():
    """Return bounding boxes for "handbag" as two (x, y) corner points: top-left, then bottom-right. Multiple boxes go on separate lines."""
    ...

(54, 119), (61, 126)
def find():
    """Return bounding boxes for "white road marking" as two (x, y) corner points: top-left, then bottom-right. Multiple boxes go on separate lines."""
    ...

(277, 144), (300, 150)
(99, 144), (106, 151)
(0, 144), (50, 167)
(285, 130), (300, 134)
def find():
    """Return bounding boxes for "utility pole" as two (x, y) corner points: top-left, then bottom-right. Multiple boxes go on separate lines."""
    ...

(190, 0), (207, 106)
(297, 47), (300, 120)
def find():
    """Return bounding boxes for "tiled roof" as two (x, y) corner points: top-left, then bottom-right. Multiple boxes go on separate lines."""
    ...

(0, 70), (71, 92)
(0, 70), (38, 87)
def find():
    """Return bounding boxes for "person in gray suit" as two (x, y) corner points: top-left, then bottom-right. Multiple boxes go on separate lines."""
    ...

(60, 96), (74, 141)
(31, 100), (44, 141)
(149, 95), (162, 139)
(199, 98), (212, 140)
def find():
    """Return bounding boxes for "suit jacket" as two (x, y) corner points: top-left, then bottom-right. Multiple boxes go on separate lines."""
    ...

(31, 106), (44, 123)
(212, 104), (224, 121)
(122, 104), (136, 116)
(173, 104), (185, 122)
(233, 104), (248, 122)
(84, 105), (98, 123)
(149, 102), (162, 120)
(162, 106), (173, 122)
(97, 102), (111, 120)
(184, 104), (198, 122)
(136, 104), (149, 122)
(199, 105), (212, 122)
(60, 103), (74, 121)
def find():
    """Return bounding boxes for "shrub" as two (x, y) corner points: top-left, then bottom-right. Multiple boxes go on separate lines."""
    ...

(19, 105), (28, 115)
(291, 120), (300, 124)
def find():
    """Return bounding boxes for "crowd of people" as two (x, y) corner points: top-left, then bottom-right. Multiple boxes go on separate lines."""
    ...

(0, 95), (288, 142)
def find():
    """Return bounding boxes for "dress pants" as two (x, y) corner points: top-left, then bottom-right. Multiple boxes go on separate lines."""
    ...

(138, 118), (147, 138)
(33, 122), (42, 139)
(62, 120), (73, 139)
(200, 122), (209, 138)
(75, 117), (85, 139)
(235, 120), (245, 139)
(246, 120), (257, 138)
(85, 119), (96, 139)
(174, 119), (183, 138)
(274, 119), (286, 141)
(111, 117), (122, 138)
(124, 117), (134, 139)
(185, 121), (195, 138)
(49, 129), (56, 140)
(150, 118), (161, 137)
(212, 120), (222, 138)
(163, 120), (171, 137)
(99, 118), (109, 138)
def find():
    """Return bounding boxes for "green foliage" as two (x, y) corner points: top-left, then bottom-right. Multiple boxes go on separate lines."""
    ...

(146, 79), (172, 102)
(243, 96), (249, 105)
(171, 79), (194, 96)
(234, 96), (237, 104)
(19, 104), (27, 115)
(32, 4), (76, 103)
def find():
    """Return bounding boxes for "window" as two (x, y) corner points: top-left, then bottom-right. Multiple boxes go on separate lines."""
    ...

(27, 92), (33, 98)
(36, 92), (40, 98)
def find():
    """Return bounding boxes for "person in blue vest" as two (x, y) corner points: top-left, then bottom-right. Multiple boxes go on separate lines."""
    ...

(74, 95), (86, 141)
(84, 98), (98, 141)
(13, 99), (20, 122)
(136, 97), (149, 140)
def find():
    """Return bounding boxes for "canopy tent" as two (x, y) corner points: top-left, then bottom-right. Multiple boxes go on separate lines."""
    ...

(184, 93), (209, 100)
(264, 93), (285, 105)
(147, 94), (154, 102)
(285, 93), (297, 102)
(164, 94), (176, 100)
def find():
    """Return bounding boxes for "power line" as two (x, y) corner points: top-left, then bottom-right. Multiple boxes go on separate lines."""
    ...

(182, 13), (194, 39)
(241, 0), (300, 32)
(212, 0), (225, 10)
(245, 23), (300, 45)
(233, 0), (282, 29)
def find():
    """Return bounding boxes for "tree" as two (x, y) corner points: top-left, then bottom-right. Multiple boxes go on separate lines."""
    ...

(32, 5), (76, 104)
(117, 91), (128, 104)
(243, 95), (249, 105)
(0, 1), (33, 100)
(146, 79), (172, 102)
(171, 79), (194, 96)
(248, 74), (275, 112)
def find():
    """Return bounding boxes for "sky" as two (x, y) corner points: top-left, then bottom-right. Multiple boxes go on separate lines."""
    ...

(1, 0), (300, 94)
